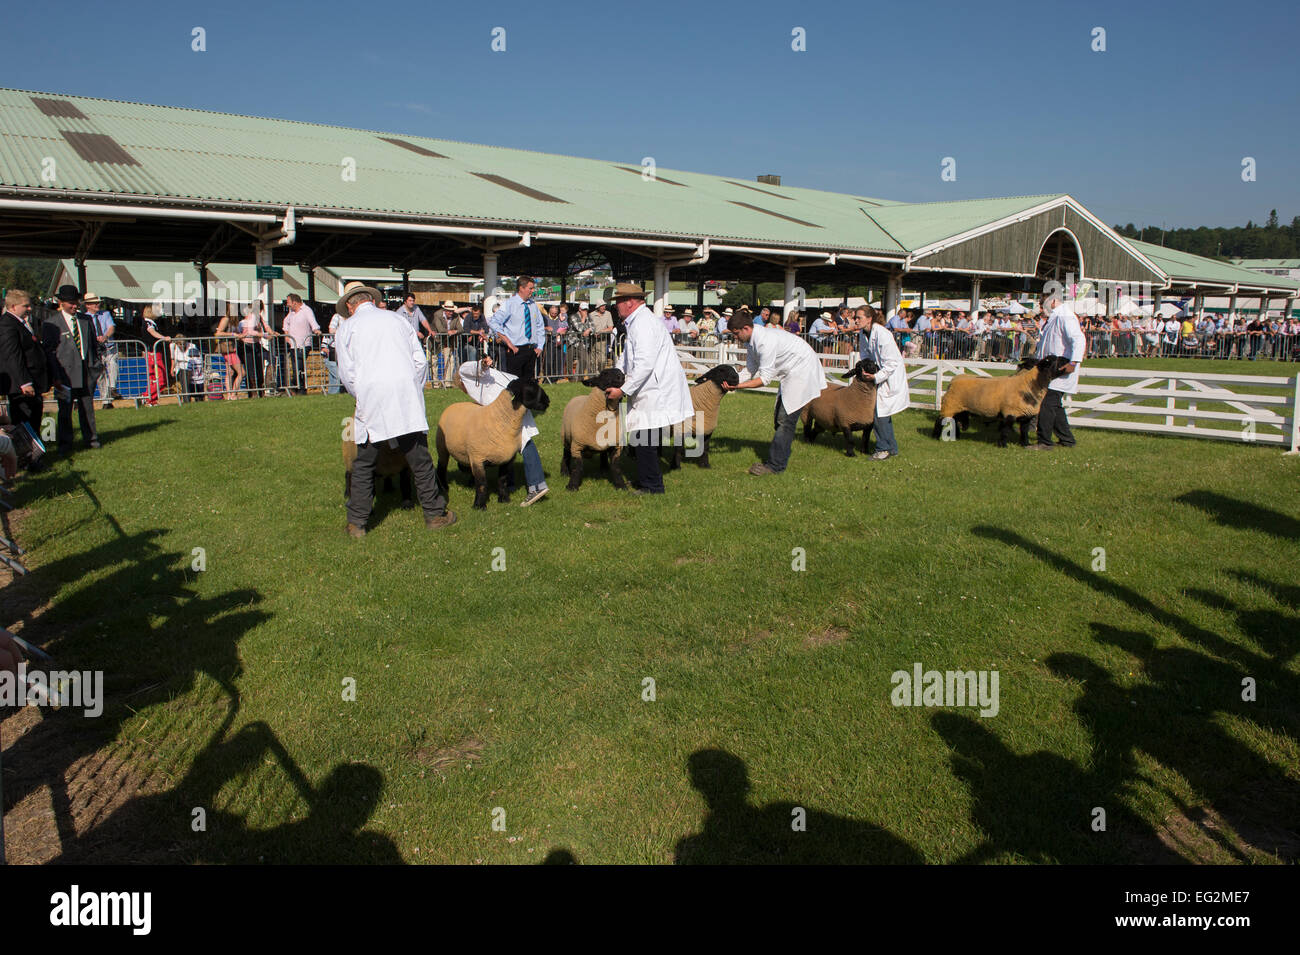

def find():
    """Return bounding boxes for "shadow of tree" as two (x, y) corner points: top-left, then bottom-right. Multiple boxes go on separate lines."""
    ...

(673, 749), (923, 864)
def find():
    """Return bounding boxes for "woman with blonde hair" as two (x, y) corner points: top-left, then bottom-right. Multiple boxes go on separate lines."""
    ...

(215, 306), (244, 397)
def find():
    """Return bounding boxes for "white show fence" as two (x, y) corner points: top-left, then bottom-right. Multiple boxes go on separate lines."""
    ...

(675, 343), (1300, 453)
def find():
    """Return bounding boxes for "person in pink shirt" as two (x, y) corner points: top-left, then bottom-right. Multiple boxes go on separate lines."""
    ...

(282, 294), (321, 393)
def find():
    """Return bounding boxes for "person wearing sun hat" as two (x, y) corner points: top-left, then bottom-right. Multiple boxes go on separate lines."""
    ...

(605, 283), (693, 494)
(42, 284), (102, 451)
(335, 282), (456, 536)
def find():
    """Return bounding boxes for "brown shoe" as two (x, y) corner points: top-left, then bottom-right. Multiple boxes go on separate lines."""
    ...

(426, 510), (458, 530)
(1024, 443), (1054, 451)
(345, 523), (366, 538)
(748, 462), (777, 476)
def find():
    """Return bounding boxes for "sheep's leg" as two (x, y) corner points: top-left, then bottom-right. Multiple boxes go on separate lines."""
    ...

(566, 449), (584, 491)
(700, 433), (711, 469)
(804, 418), (818, 443)
(436, 450), (449, 491)
(931, 417), (944, 439)
(470, 461), (489, 509)
(1018, 416), (1032, 447)
(862, 426), (871, 454)
(671, 443), (683, 470)
(609, 447), (628, 489)
(996, 415), (1012, 448)
(344, 470), (351, 501)
(598, 449), (609, 472)
(399, 468), (414, 508)
(560, 444), (571, 477)
(956, 411), (970, 432)
(498, 457), (514, 503)
(841, 426), (856, 457)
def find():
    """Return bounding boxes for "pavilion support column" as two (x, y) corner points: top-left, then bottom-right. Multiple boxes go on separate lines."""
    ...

(255, 246), (273, 324)
(482, 252), (499, 313)
(199, 264), (209, 318)
(653, 262), (668, 317)
(884, 271), (902, 317)
(1259, 292), (1270, 317)
(306, 267), (315, 306)
(783, 265), (797, 321)
(917, 289), (925, 312)
(1285, 296), (1296, 320)
(970, 277), (982, 318)
(696, 277), (704, 312)
(1193, 291), (1203, 315)
(1228, 293), (1238, 319)
(402, 270), (411, 297)
(76, 259), (87, 295)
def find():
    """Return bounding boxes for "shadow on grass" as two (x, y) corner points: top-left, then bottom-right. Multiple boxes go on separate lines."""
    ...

(1174, 490), (1300, 541)
(2, 467), (399, 863)
(673, 749), (922, 864)
(962, 524), (1300, 862)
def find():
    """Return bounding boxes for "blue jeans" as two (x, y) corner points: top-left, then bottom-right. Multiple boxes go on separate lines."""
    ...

(522, 440), (546, 491)
(870, 414), (898, 454)
(768, 396), (801, 472)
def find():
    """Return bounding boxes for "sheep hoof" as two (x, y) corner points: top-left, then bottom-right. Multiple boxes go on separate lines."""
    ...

(400, 499), (414, 510)
(845, 449), (855, 457)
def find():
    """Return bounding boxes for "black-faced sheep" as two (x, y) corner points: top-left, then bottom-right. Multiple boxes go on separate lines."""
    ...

(800, 359), (881, 456)
(435, 379), (551, 508)
(932, 355), (1072, 447)
(343, 423), (412, 508)
(560, 367), (627, 491)
(664, 364), (739, 469)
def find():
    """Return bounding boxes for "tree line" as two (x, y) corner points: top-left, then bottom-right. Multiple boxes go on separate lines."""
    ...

(1113, 211), (1299, 261)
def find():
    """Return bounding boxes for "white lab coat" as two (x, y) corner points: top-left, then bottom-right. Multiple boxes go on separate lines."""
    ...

(615, 303), (693, 431)
(337, 301), (429, 443)
(746, 324), (828, 415)
(457, 360), (539, 452)
(1035, 306), (1086, 394)
(862, 323), (910, 417)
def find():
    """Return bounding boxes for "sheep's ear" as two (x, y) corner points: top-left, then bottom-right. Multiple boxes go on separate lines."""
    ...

(581, 376), (598, 387)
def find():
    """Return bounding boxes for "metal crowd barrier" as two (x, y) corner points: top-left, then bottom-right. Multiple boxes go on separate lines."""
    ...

(419, 331), (619, 384)
(146, 333), (333, 404)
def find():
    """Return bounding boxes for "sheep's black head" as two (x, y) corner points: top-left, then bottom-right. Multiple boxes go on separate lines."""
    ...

(698, 364), (740, 388)
(842, 358), (880, 383)
(1038, 355), (1073, 379)
(1017, 358), (1037, 371)
(582, 368), (625, 391)
(507, 377), (551, 414)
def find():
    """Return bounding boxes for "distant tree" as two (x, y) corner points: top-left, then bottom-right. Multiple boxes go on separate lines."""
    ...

(1267, 209), (1278, 229)
(0, 257), (58, 297)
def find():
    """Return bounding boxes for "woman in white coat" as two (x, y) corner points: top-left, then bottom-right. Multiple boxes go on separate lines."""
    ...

(857, 307), (910, 460)
(456, 356), (548, 506)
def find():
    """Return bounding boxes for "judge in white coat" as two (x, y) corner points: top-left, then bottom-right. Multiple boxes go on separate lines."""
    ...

(857, 307), (910, 459)
(605, 283), (693, 494)
(723, 312), (828, 475)
(1028, 293), (1084, 450)
(456, 356), (549, 506)
(336, 282), (456, 536)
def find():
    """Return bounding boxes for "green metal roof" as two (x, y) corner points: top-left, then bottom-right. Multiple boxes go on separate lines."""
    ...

(868, 194), (1064, 251)
(1129, 240), (1300, 292)
(53, 259), (324, 303)
(1230, 258), (1300, 269)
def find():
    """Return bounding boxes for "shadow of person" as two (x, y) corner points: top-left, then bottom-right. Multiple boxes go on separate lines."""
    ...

(540, 848), (578, 865)
(1174, 490), (1300, 542)
(929, 710), (1183, 864)
(1186, 585), (1300, 671)
(673, 749), (923, 864)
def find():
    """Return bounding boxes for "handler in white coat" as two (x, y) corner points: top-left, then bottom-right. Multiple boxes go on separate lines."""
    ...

(723, 312), (828, 475)
(1028, 293), (1084, 450)
(858, 307), (910, 459)
(457, 356), (549, 506)
(336, 282), (455, 536)
(605, 283), (693, 494)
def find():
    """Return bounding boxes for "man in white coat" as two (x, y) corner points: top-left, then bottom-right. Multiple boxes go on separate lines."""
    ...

(857, 307), (910, 459)
(1027, 292), (1084, 450)
(456, 356), (548, 506)
(724, 312), (828, 475)
(604, 283), (693, 494)
(336, 282), (456, 536)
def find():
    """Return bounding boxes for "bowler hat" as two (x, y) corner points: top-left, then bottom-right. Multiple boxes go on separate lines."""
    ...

(57, 284), (81, 302)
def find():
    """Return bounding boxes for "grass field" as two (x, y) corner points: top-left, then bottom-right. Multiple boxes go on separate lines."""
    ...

(3, 373), (1298, 864)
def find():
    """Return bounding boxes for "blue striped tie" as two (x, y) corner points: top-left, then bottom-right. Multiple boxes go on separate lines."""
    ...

(524, 302), (533, 341)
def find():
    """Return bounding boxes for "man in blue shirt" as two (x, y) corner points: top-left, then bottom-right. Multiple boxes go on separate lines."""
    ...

(489, 276), (546, 380)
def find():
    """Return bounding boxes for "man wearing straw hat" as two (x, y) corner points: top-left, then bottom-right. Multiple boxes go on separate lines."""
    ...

(335, 282), (456, 536)
(605, 283), (693, 495)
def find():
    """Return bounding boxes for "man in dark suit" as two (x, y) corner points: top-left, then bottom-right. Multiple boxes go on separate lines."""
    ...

(0, 288), (49, 439)
(42, 285), (101, 451)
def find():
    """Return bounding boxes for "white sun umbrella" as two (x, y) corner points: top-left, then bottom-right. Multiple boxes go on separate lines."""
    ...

(1155, 302), (1182, 318)
(1000, 300), (1029, 314)
(1066, 296), (1102, 316)
(1115, 296), (1143, 317)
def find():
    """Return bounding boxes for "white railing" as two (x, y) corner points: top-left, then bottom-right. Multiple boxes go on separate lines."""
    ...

(675, 345), (1300, 453)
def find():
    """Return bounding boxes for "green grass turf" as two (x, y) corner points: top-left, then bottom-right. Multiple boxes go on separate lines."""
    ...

(5, 384), (1299, 864)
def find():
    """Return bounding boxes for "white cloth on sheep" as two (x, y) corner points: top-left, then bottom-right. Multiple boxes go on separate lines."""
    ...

(862, 323), (910, 417)
(456, 360), (540, 452)
(744, 324), (828, 416)
(615, 303), (693, 432)
(336, 301), (429, 444)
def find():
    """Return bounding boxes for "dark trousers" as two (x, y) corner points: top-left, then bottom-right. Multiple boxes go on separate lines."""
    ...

(767, 396), (801, 472)
(57, 387), (97, 449)
(347, 431), (446, 527)
(1035, 389), (1075, 447)
(629, 428), (665, 493)
(240, 341), (265, 393)
(504, 344), (537, 381)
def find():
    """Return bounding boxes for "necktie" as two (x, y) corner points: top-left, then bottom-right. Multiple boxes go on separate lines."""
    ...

(70, 315), (84, 359)
(523, 302), (533, 340)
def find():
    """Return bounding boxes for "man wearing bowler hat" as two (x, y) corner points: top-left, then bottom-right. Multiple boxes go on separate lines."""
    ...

(42, 285), (102, 451)
(605, 283), (693, 494)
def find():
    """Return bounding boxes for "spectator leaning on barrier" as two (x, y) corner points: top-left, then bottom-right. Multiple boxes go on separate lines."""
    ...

(1027, 294), (1084, 451)
(336, 281), (455, 536)
(726, 310), (827, 476)
(214, 307), (245, 397)
(85, 293), (118, 404)
(283, 294), (321, 393)
(489, 276), (546, 381)
(395, 294), (434, 339)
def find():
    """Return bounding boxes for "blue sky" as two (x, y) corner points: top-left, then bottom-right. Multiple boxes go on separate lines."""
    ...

(7, 0), (1298, 228)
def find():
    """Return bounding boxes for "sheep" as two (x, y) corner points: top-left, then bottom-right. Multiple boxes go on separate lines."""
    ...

(560, 367), (627, 491)
(664, 364), (739, 469)
(932, 355), (1073, 447)
(800, 359), (881, 456)
(342, 422), (413, 508)
(435, 378), (551, 508)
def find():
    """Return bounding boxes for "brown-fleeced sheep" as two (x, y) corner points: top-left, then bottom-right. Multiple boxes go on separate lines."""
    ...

(435, 379), (551, 508)
(932, 355), (1072, 446)
(800, 359), (881, 456)
(343, 421), (413, 507)
(663, 364), (740, 469)
(560, 367), (627, 491)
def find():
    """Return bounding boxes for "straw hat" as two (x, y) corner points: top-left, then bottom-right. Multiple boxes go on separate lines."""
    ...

(335, 281), (382, 317)
(82, 292), (101, 305)
(441, 300), (456, 309)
